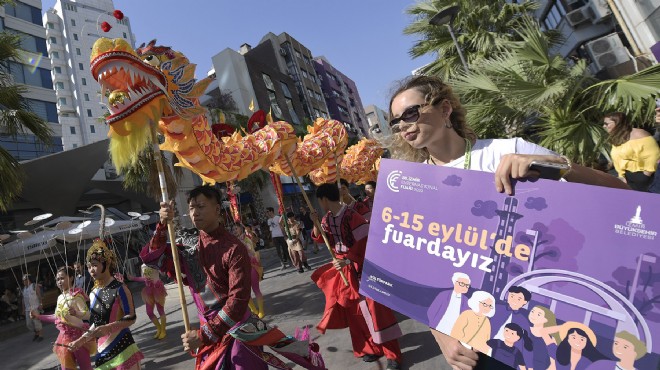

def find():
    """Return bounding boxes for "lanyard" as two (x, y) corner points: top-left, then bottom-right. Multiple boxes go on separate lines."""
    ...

(463, 137), (472, 170)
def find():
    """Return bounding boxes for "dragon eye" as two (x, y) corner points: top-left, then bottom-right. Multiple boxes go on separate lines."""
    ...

(143, 54), (160, 67)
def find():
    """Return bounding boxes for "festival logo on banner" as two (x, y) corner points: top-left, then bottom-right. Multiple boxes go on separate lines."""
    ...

(361, 159), (660, 370)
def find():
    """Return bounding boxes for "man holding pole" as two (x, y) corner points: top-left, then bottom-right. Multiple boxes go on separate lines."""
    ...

(311, 183), (403, 370)
(147, 186), (322, 370)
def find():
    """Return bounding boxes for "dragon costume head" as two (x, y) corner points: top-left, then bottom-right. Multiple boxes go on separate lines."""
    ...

(90, 38), (211, 171)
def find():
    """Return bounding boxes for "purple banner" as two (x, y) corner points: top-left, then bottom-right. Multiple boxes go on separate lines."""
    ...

(360, 159), (660, 369)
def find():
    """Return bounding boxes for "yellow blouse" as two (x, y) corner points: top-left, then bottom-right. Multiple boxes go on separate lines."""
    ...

(611, 136), (660, 178)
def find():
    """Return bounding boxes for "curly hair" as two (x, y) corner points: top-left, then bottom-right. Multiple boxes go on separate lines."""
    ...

(381, 75), (475, 162)
(604, 112), (632, 146)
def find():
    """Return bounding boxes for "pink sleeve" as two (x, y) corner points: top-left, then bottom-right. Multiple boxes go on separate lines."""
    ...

(38, 314), (56, 324)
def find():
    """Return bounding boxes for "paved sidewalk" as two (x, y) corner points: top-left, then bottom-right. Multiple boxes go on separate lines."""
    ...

(0, 246), (452, 369)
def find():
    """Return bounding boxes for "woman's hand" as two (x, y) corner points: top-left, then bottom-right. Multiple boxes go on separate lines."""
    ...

(495, 154), (565, 195)
(431, 329), (479, 370)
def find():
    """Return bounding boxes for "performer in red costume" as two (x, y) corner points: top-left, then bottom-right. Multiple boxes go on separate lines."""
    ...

(311, 183), (402, 370)
(143, 186), (324, 370)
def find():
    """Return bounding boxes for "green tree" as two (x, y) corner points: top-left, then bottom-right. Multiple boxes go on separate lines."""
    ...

(405, 0), (545, 80)
(0, 29), (53, 211)
(451, 20), (660, 165)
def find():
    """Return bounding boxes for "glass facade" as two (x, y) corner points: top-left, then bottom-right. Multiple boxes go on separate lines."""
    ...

(0, 135), (63, 161)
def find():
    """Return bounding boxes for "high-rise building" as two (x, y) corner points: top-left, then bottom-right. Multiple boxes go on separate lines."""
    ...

(0, 0), (61, 161)
(43, 0), (135, 150)
(259, 32), (329, 121)
(313, 56), (368, 138)
(364, 104), (391, 136)
(534, 0), (659, 76)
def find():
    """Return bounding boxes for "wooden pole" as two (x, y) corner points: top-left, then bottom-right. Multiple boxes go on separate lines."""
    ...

(149, 124), (191, 332)
(283, 154), (349, 286)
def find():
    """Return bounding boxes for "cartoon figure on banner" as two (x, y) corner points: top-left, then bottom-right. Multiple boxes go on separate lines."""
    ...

(427, 272), (471, 334)
(486, 323), (533, 370)
(585, 331), (647, 370)
(128, 264), (168, 340)
(450, 290), (495, 353)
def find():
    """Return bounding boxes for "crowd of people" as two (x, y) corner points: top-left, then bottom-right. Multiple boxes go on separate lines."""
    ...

(6, 75), (658, 370)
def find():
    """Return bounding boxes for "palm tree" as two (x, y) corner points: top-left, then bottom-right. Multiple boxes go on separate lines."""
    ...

(405, 0), (547, 80)
(0, 28), (53, 211)
(451, 19), (660, 165)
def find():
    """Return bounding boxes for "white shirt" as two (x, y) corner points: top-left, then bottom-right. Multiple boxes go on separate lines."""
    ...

(268, 215), (284, 238)
(22, 283), (39, 312)
(428, 138), (557, 173)
(435, 292), (463, 334)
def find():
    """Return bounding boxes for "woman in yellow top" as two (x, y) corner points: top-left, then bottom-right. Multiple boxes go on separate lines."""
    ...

(603, 112), (660, 191)
(450, 290), (495, 354)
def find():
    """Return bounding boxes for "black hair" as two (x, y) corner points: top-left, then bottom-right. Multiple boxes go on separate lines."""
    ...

(504, 323), (533, 351)
(556, 328), (608, 366)
(316, 183), (340, 201)
(56, 266), (76, 285)
(187, 185), (222, 205)
(509, 286), (532, 301)
(266, 207), (275, 213)
(365, 181), (376, 188)
(286, 211), (295, 218)
(339, 178), (349, 187)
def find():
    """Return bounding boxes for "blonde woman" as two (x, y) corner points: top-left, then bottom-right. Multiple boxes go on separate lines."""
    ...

(386, 75), (629, 370)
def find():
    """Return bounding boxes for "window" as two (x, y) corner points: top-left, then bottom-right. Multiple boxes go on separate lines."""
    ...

(87, 109), (93, 117)
(314, 109), (321, 118)
(26, 99), (58, 122)
(49, 37), (57, 44)
(123, 32), (127, 38)
(84, 93), (89, 101)
(73, 33), (78, 41)
(294, 50), (302, 59)
(64, 3), (77, 12)
(78, 63), (83, 71)
(47, 22), (54, 29)
(55, 82), (64, 90)
(81, 78), (87, 85)
(54, 66), (62, 74)
(280, 82), (292, 98)
(72, 144), (78, 148)
(76, 48), (81, 56)
(4, 28), (47, 56)
(58, 97), (67, 105)
(307, 88), (314, 99)
(315, 92), (322, 101)
(4, 2), (42, 25)
(267, 91), (282, 118)
(70, 126), (76, 134)
(89, 124), (95, 133)
(262, 73), (275, 90)
(51, 51), (59, 59)
(71, 19), (76, 27)
(301, 69), (308, 78)
(542, 0), (567, 29)
(285, 98), (300, 125)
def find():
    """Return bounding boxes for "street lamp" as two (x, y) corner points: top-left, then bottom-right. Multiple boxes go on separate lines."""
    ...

(525, 229), (540, 272)
(629, 253), (657, 301)
(429, 5), (470, 72)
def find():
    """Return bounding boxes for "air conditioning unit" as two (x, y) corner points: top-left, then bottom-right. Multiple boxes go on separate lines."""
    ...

(566, 7), (591, 27)
(279, 47), (287, 57)
(588, 0), (611, 23)
(585, 34), (631, 71)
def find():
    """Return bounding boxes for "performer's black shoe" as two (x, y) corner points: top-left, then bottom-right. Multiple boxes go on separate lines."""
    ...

(362, 354), (381, 362)
(386, 359), (401, 370)
(304, 262), (312, 271)
(298, 267), (304, 273)
(35, 336), (44, 343)
(32, 335), (38, 341)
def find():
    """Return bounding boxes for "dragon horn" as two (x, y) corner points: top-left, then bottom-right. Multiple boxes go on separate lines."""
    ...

(87, 204), (106, 238)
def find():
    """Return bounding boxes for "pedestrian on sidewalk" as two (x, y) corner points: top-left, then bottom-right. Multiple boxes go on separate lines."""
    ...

(281, 212), (312, 273)
(266, 207), (291, 270)
(298, 206), (319, 253)
(311, 183), (402, 370)
(22, 274), (43, 342)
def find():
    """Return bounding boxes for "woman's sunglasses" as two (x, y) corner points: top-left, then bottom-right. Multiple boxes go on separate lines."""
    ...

(389, 103), (434, 133)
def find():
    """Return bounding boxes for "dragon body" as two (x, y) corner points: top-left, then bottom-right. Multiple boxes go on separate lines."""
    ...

(90, 38), (346, 183)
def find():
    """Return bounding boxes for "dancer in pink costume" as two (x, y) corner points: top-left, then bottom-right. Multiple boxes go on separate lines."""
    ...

(129, 264), (167, 339)
(33, 266), (97, 370)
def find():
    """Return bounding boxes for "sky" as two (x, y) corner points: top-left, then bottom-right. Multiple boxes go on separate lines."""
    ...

(45, 0), (435, 110)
